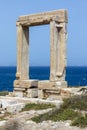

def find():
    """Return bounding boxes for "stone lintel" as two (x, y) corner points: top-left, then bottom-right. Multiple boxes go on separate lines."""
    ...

(14, 80), (38, 88)
(17, 10), (68, 26)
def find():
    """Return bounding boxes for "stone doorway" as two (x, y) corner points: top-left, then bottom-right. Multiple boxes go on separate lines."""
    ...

(14, 10), (68, 98)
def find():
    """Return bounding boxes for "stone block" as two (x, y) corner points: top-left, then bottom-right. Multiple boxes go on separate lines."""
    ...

(0, 100), (17, 109)
(14, 91), (24, 97)
(38, 80), (67, 89)
(55, 81), (67, 87)
(6, 103), (25, 113)
(14, 80), (38, 88)
(27, 88), (38, 98)
(60, 88), (71, 98)
(38, 80), (54, 89)
(38, 89), (44, 98)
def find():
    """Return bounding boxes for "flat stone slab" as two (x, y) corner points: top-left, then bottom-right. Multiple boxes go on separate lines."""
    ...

(0, 96), (63, 108)
(14, 80), (38, 88)
(0, 99), (17, 109)
(6, 103), (25, 113)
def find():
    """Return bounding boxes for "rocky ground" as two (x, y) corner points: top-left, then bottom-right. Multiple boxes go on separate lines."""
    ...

(0, 86), (87, 130)
(18, 120), (87, 130)
(0, 110), (87, 130)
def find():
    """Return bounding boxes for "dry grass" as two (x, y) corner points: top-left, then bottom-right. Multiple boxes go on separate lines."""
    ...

(22, 103), (55, 111)
(0, 91), (8, 96)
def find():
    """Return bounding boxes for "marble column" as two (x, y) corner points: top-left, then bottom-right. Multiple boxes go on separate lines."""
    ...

(50, 21), (67, 83)
(16, 24), (29, 80)
(55, 23), (67, 81)
(50, 21), (56, 81)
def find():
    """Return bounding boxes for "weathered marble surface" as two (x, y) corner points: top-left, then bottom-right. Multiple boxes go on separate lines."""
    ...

(14, 10), (68, 98)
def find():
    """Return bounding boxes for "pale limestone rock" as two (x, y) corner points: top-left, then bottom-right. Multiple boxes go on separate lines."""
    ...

(27, 88), (38, 98)
(6, 103), (25, 113)
(13, 91), (24, 97)
(38, 89), (44, 99)
(0, 99), (17, 109)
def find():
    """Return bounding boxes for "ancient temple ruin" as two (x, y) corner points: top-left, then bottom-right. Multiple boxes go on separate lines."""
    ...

(14, 10), (68, 98)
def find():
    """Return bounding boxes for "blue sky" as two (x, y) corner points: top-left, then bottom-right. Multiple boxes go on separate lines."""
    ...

(0, 0), (87, 66)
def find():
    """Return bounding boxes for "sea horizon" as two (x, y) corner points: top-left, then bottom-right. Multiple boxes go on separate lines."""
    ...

(0, 65), (87, 67)
(0, 66), (87, 91)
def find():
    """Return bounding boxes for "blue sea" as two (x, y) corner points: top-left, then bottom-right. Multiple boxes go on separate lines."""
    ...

(0, 66), (87, 91)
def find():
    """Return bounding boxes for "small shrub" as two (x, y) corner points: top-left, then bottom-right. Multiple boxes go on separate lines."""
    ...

(32, 108), (80, 123)
(72, 114), (87, 128)
(51, 109), (81, 121)
(62, 95), (87, 111)
(0, 91), (8, 96)
(22, 103), (55, 111)
(32, 114), (45, 123)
